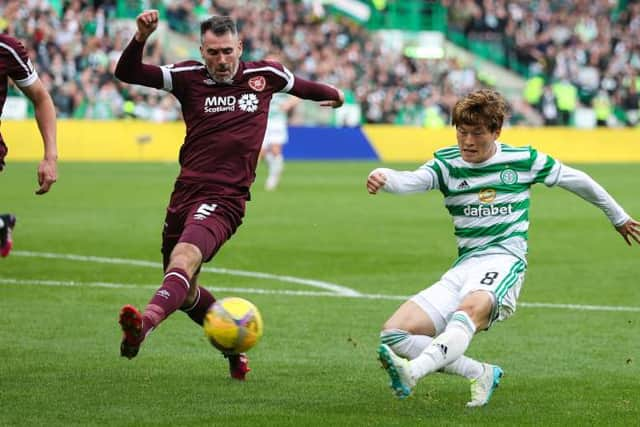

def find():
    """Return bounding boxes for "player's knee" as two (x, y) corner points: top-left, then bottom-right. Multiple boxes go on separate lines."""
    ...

(382, 318), (399, 331)
(168, 242), (202, 275)
(458, 291), (495, 329)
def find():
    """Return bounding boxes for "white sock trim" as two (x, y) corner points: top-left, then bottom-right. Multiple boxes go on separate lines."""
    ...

(449, 311), (476, 336)
(164, 271), (190, 291)
(182, 287), (201, 312)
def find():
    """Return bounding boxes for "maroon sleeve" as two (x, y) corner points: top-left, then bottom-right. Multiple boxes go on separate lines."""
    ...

(288, 76), (340, 102)
(2, 35), (37, 86)
(114, 38), (164, 89)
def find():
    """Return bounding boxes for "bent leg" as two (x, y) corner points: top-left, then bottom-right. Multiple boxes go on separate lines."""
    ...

(181, 270), (217, 326)
(410, 290), (494, 379)
(119, 242), (201, 359)
(142, 242), (202, 334)
(380, 300), (483, 380)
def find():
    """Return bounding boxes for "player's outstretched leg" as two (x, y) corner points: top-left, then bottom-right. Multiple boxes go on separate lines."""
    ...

(119, 304), (144, 359)
(0, 214), (17, 258)
(466, 363), (504, 407)
(224, 353), (251, 380)
(378, 344), (416, 399)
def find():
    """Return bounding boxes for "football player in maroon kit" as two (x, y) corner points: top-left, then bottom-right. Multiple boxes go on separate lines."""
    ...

(0, 34), (58, 257)
(114, 10), (344, 379)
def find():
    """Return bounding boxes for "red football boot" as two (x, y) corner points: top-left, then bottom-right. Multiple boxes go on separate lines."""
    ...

(0, 214), (16, 258)
(225, 353), (250, 380)
(119, 304), (144, 359)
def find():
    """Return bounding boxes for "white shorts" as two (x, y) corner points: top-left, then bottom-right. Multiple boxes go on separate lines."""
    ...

(263, 119), (288, 147)
(410, 253), (526, 334)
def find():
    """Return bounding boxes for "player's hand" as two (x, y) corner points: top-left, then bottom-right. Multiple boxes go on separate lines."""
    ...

(616, 218), (640, 246)
(135, 10), (159, 42)
(367, 171), (387, 195)
(35, 158), (57, 195)
(320, 86), (344, 109)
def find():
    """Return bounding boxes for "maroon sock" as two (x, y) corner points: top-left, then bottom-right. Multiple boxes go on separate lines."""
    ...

(142, 268), (190, 336)
(181, 286), (216, 326)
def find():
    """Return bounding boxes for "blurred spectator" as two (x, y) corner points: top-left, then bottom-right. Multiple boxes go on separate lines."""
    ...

(540, 85), (559, 126)
(452, 0), (640, 127)
(3, 0), (639, 127)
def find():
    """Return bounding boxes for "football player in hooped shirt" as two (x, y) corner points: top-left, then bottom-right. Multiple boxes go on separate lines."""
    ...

(114, 10), (344, 379)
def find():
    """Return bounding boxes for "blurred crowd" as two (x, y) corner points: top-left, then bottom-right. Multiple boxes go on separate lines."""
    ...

(445, 0), (640, 126)
(1, 0), (638, 127)
(0, 0), (486, 126)
(1, 0), (179, 121)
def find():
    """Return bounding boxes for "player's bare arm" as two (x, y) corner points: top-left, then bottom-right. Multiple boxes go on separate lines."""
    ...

(135, 9), (159, 42)
(367, 170), (387, 195)
(616, 218), (640, 246)
(19, 79), (57, 195)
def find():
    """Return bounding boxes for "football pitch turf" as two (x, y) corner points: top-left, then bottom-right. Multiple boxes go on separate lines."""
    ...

(1, 161), (638, 426)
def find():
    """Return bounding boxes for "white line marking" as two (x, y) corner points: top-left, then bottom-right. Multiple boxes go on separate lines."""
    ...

(12, 250), (361, 296)
(1, 278), (639, 312)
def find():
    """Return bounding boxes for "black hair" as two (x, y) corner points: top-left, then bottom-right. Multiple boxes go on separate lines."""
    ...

(200, 16), (237, 38)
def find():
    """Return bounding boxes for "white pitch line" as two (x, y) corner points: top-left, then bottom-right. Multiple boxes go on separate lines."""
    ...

(1, 278), (639, 312)
(11, 250), (361, 297)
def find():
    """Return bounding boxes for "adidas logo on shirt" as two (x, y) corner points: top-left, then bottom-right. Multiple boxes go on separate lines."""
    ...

(457, 180), (470, 190)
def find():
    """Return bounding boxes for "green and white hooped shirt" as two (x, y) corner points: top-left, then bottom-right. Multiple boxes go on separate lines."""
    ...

(426, 142), (558, 264)
(375, 141), (630, 266)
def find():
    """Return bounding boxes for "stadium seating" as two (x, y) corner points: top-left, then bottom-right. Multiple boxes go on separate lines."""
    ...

(1, 0), (637, 127)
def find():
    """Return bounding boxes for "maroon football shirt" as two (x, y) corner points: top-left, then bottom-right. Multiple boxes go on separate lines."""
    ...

(162, 59), (294, 190)
(116, 38), (313, 193)
(0, 34), (38, 155)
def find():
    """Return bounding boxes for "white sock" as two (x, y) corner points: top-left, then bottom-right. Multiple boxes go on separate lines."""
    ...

(409, 311), (476, 380)
(269, 153), (284, 179)
(380, 329), (432, 359)
(264, 152), (275, 168)
(380, 328), (483, 380)
(442, 355), (483, 379)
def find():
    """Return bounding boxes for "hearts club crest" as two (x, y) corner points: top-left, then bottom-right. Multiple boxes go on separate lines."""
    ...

(249, 76), (266, 92)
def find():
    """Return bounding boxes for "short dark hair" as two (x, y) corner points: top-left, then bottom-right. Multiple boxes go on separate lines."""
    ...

(200, 16), (237, 38)
(451, 89), (509, 132)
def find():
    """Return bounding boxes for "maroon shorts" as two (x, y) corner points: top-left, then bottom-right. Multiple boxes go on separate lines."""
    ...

(161, 181), (247, 268)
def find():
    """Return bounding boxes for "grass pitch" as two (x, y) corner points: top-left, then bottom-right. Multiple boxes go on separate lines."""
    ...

(1, 161), (638, 426)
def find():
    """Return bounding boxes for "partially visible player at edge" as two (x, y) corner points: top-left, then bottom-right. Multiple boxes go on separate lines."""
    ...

(260, 54), (301, 191)
(261, 91), (300, 191)
(0, 34), (58, 258)
(367, 89), (639, 406)
(114, 10), (343, 379)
